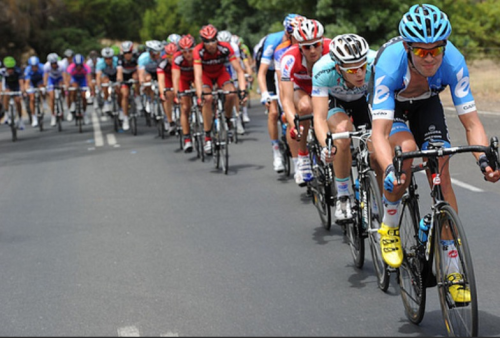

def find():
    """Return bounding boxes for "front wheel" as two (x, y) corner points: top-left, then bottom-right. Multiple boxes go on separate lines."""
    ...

(434, 204), (478, 337)
(398, 197), (426, 325)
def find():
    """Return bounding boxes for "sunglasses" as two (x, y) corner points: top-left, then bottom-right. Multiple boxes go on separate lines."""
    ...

(408, 44), (446, 58)
(299, 40), (322, 50)
(338, 61), (368, 74)
(202, 38), (217, 44)
(181, 48), (194, 52)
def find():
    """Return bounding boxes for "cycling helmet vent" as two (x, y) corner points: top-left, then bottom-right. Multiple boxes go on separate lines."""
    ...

(164, 42), (178, 56)
(121, 41), (134, 53)
(399, 4), (452, 43)
(329, 34), (369, 64)
(101, 47), (114, 58)
(200, 24), (218, 40)
(73, 54), (85, 65)
(179, 34), (196, 50)
(293, 19), (324, 42)
(217, 30), (232, 43)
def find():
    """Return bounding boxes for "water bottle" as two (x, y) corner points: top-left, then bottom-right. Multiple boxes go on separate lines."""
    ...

(419, 213), (432, 243)
(354, 178), (360, 201)
(282, 122), (287, 138)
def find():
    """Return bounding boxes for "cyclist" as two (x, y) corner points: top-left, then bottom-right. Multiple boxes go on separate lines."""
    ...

(1, 56), (24, 129)
(231, 34), (254, 123)
(117, 40), (141, 131)
(138, 40), (164, 117)
(193, 24), (248, 155)
(61, 49), (74, 113)
(24, 56), (46, 128)
(43, 53), (66, 126)
(257, 13), (298, 174)
(370, 4), (500, 301)
(280, 19), (331, 187)
(157, 41), (178, 135)
(65, 53), (95, 124)
(217, 29), (245, 135)
(86, 50), (99, 81)
(96, 47), (120, 116)
(172, 34), (196, 153)
(312, 34), (379, 220)
(273, 15), (304, 181)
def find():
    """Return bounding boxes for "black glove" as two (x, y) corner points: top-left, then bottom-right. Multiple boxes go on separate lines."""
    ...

(477, 154), (490, 173)
(238, 90), (247, 101)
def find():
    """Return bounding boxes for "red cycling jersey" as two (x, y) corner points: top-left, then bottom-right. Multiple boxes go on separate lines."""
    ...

(193, 41), (236, 77)
(280, 38), (331, 95)
(157, 58), (173, 88)
(172, 51), (194, 92)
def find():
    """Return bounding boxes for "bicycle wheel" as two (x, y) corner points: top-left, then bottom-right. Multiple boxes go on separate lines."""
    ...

(37, 105), (44, 132)
(310, 152), (332, 230)
(346, 204), (365, 268)
(130, 100), (137, 136)
(56, 99), (63, 132)
(365, 171), (390, 291)
(398, 196), (427, 325)
(10, 106), (17, 142)
(212, 120), (220, 169)
(219, 116), (229, 174)
(113, 113), (120, 133)
(434, 204), (478, 337)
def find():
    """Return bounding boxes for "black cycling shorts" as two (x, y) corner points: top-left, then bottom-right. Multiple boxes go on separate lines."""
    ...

(328, 95), (372, 129)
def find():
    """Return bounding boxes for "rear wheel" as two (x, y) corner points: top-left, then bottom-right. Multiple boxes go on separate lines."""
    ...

(365, 171), (389, 291)
(221, 118), (229, 174)
(310, 152), (332, 230)
(434, 205), (478, 337)
(10, 106), (17, 142)
(130, 99), (137, 136)
(37, 104), (44, 131)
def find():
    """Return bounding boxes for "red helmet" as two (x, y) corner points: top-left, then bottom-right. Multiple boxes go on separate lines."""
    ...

(164, 42), (178, 56)
(200, 24), (218, 41)
(179, 34), (196, 50)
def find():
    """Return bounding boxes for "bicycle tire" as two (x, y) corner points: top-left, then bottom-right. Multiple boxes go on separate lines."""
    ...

(10, 106), (17, 142)
(365, 171), (390, 291)
(398, 196), (426, 325)
(25, 96), (32, 125)
(434, 204), (478, 337)
(37, 105), (44, 132)
(113, 113), (120, 133)
(56, 99), (63, 132)
(130, 99), (137, 136)
(310, 151), (332, 230)
(223, 120), (229, 174)
(212, 120), (220, 169)
(346, 206), (365, 268)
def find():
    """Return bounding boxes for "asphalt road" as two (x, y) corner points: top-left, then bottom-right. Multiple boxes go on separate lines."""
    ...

(0, 100), (499, 336)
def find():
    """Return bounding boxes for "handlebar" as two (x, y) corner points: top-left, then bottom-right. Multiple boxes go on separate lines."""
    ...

(392, 136), (500, 184)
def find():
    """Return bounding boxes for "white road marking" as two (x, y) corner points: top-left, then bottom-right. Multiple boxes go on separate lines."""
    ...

(417, 171), (484, 192)
(161, 332), (179, 337)
(106, 133), (117, 146)
(117, 326), (140, 337)
(92, 110), (104, 147)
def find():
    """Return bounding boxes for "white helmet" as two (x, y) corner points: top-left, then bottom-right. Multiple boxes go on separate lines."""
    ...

(101, 47), (114, 58)
(329, 34), (369, 64)
(217, 30), (232, 42)
(293, 19), (324, 42)
(167, 34), (181, 45)
(47, 53), (59, 64)
(146, 40), (163, 53)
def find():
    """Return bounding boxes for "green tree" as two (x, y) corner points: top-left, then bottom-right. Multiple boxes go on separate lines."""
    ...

(140, 0), (193, 42)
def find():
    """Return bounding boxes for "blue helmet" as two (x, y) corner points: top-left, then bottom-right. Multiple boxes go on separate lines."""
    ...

(283, 13), (298, 33)
(73, 54), (85, 65)
(28, 56), (40, 66)
(399, 4), (452, 43)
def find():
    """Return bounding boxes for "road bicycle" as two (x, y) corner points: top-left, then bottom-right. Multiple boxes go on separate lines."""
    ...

(180, 89), (204, 161)
(268, 94), (291, 177)
(144, 81), (166, 139)
(31, 87), (46, 131)
(328, 125), (388, 289)
(394, 137), (499, 336)
(23, 91), (33, 125)
(51, 85), (66, 132)
(294, 114), (337, 230)
(1, 91), (23, 141)
(123, 79), (139, 135)
(170, 90), (184, 149)
(203, 90), (232, 175)
(68, 86), (89, 133)
(101, 81), (121, 132)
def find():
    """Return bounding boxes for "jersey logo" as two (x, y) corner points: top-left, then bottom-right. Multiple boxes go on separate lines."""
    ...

(373, 76), (390, 105)
(263, 45), (275, 58)
(281, 55), (294, 79)
(454, 68), (470, 99)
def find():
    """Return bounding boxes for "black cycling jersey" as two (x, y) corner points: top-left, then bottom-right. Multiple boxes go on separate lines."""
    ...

(117, 55), (138, 75)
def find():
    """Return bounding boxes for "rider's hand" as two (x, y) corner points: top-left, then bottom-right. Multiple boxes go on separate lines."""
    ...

(160, 93), (166, 102)
(260, 91), (270, 106)
(478, 154), (500, 182)
(289, 125), (303, 140)
(321, 146), (335, 164)
(384, 164), (405, 193)
(173, 96), (179, 105)
(197, 97), (204, 107)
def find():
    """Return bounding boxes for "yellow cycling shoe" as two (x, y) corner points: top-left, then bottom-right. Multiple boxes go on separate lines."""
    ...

(378, 223), (403, 268)
(447, 273), (471, 303)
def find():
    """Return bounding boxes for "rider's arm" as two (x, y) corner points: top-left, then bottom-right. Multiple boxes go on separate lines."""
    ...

(116, 67), (123, 83)
(257, 62), (270, 102)
(157, 71), (166, 100)
(171, 68), (180, 98)
(371, 118), (395, 172)
(230, 57), (247, 92)
(193, 63), (203, 101)
(311, 96), (330, 148)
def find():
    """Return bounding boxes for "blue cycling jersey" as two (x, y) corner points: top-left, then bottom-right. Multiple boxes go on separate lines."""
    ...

(371, 38), (476, 120)
(96, 56), (118, 71)
(260, 31), (285, 70)
(312, 50), (377, 102)
(24, 63), (45, 85)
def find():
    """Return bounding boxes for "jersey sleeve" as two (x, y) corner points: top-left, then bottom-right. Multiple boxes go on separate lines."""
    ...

(311, 55), (334, 97)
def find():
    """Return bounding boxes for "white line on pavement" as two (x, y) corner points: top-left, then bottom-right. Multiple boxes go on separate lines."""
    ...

(417, 171), (484, 192)
(117, 326), (140, 337)
(92, 110), (104, 147)
(106, 133), (117, 146)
